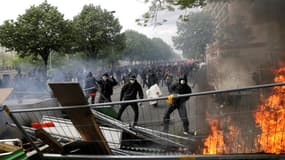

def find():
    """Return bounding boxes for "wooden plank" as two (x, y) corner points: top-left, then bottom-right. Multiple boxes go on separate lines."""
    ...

(0, 143), (20, 152)
(0, 88), (13, 104)
(48, 83), (111, 155)
(35, 129), (64, 154)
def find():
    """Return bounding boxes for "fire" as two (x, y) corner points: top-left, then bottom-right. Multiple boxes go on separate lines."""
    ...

(224, 117), (243, 153)
(255, 66), (285, 154)
(203, 116), (244, 154)
(203, 119), (225, 154)
(203, 66), (285, 154)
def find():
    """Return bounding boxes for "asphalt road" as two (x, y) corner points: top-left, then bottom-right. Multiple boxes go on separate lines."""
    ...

(93, 79), (202, 136)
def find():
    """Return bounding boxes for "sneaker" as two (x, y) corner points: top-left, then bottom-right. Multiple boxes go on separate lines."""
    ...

(183, 131), (189, 135)
(130, 122), (137, 127)
(183, 131), (197, 136)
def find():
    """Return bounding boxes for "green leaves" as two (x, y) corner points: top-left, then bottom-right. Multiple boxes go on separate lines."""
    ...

(0, 1), (127, 70)
(122, 30), (175, 61)
(0, 1), (72, 65)
(72, 4), (125, 59)
(173, 12), (215, 58)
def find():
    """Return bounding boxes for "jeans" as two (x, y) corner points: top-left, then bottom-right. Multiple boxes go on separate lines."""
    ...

(163, 101), (189, 133)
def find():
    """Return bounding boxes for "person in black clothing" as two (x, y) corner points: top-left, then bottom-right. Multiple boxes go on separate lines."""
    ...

(163, 77), (192, 135)
(146, 71), (158, 88)
(97, 73), (118, 103)
(117, 75), (144, 125)
(84, 72), (98, 104)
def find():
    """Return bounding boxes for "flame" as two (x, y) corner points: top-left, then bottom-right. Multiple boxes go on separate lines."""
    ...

(203, 66), (285, 154)
(203, 116), (244, 154)
(203, 119), (225, 154)
(224, 117), (242, 153)
(255, 66), (285, 154)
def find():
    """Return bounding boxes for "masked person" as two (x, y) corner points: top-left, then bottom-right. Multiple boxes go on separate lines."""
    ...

(84, 72), (98, 104)
(117, 75), (144, 126)
(97, 73), (118, 103)
(163, 77), (192, 135)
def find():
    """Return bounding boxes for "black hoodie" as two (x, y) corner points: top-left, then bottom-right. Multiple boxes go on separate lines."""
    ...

(120, 80), (144, 101)
(170, 77), (192, 104)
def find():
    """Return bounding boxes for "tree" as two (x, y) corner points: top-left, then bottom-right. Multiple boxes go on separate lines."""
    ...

(122, 30), (176, 62)
(150, 38), (176, 60)
(136, 0), (207, 26)
(73, 4), (125, 60)
(0, 1), (73, 78)
(122, 30), (149, 61)
(172, 12), (215, 58)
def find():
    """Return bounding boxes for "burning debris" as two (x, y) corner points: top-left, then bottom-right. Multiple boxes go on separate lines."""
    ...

(203, 65), (285, 155)
(255, 65), (285, 154)
(203, 118), (224, 154)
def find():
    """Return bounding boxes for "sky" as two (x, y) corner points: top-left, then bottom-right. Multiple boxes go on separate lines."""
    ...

(0, 0), (181, 53)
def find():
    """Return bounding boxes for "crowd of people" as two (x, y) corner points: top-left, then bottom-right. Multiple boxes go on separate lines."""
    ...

(0, 60), (201, 135)
(83, 61), (199, 135)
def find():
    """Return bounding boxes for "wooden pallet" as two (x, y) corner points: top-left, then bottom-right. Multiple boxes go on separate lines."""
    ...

(48, 83), (111, 155)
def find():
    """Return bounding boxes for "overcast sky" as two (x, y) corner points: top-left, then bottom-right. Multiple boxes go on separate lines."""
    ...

(0, 0), (181, 53)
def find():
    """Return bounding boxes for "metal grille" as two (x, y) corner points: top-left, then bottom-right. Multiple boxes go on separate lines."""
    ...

(2, 82), (285, 157)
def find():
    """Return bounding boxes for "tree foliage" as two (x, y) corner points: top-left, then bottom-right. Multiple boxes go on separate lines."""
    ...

(0, 1), (72, 76)
(137, 0), (207, 26)
(173, 12), (215, 58)
(122, 30), (176, 61)
(73, 4), (125, 60)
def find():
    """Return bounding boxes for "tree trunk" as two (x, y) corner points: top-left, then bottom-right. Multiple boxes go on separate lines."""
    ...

(43, 58), (48, 82)
(40, 51), (50, 87)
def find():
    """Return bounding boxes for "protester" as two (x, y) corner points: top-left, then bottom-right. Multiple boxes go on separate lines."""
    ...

(146, 70), (159, 88)
(97, 73), (118, 103)
(84, 72), (98, 104)
(163, 76), (192, 135)
(117, 75), (144, 126)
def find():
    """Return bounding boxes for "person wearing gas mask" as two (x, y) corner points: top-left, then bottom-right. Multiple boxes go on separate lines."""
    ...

(163, 77), (192, 135)
(117, 75), (144, 126)
(97, 73), (118, 103)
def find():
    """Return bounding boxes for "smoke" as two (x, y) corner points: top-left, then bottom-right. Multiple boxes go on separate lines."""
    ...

(4, 57), (117, 103)
(250, 0), (285, 25)
(214, 57), (255, 90)
(201, 1), (285, 154)
(207, 0), (285, 90)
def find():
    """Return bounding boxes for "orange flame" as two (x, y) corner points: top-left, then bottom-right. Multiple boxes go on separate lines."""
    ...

(203, 119), (225, 154)
(255, 66), (285, 154)
(203, 116), (245, 154)
(224, 117), (243, 153)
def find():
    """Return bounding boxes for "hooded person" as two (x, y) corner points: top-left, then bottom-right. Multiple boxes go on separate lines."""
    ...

(117, 75), (144, 126)
(97, 73), (118, 103)
(163, 76), (192, 135)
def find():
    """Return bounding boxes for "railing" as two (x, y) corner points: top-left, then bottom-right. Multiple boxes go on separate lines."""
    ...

(1, 82), (285, 159)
